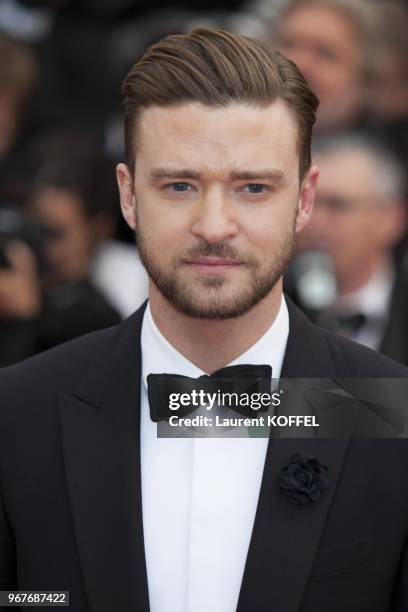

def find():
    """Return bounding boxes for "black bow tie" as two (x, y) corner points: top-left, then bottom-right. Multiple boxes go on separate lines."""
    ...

(147, 364), (272, 422)
(333, 313), (367, 333)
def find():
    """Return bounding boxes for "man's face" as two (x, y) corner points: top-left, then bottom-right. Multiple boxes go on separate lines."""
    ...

(297, 149), (404, 283)
(277, 4), (363, 131)
(31, 187), (93, 285)
(117, 101), (317, 319)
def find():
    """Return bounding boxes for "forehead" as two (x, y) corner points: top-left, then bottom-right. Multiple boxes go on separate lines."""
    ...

(281, 5), (359, 53)
(135, 101), (300, 179)
(33, 187), (85, 224)
(315, 149), (376, 196)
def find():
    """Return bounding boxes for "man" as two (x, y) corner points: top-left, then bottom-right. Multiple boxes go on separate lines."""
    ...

(0, 28), (407, 612)
(29, 136), (148, 318)
(290, 134), (408, 364)
(0, 143), (123, 367)
(367, 1), (408, 180)
(274, 0), (376, 133)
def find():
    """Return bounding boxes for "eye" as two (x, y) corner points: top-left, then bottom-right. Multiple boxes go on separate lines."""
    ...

(316, 45), (338, 63)
(167, 182), (192, 192)
(243, 184), (267, 194)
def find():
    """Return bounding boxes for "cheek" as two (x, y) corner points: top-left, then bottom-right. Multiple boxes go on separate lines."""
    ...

(317, 64), (348, 97)
(245, 213), (295, 255)
(331, 219), (369, 256)
(139, 195), (189, 234)
(46, 242), (63, 265)
(316, 55), (358, 99)
(70, 225), (90, 254)
(140, 210), (184, 250)
(139, 199), (205, 261)
(330, 222), (356, 248)
(55, 231), (90, 268)
(137, 214), (182, 267)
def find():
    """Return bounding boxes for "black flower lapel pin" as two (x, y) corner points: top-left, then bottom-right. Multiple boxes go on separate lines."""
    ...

(279, 453), (330, 505)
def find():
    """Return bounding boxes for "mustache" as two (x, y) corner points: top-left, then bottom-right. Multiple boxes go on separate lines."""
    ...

(180, 241), (249, 263)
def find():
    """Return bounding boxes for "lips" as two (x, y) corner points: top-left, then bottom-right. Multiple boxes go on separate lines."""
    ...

(184, 257), (243, 275)
(188, 257), (240, 265)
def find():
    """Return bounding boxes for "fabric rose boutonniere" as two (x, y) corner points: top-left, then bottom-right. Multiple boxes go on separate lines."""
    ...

(279, 453), (330, 505)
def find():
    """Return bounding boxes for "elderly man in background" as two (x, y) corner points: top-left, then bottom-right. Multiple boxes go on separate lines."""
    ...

(289, 134), (408, 364)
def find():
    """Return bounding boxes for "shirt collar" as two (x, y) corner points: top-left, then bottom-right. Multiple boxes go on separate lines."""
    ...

(141, 296), (289, 389)
(333, 259), (395, 319)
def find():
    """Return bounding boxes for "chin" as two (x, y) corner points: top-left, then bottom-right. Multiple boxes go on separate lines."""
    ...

(169, 286), (269, 320)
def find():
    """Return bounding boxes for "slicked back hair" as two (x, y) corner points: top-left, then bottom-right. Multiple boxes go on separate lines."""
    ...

(122, 28), (319, 180)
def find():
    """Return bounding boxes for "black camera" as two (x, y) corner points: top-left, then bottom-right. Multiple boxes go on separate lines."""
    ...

(0, 205), (55, 273)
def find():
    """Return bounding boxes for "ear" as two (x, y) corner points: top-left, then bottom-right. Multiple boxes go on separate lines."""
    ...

(295, 165), (319, 233)
(116, 163), (137, 230)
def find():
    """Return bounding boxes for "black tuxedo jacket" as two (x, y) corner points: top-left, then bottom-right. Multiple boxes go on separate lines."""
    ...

(1, 300), (408, 612)
(380, 261), (408, 366)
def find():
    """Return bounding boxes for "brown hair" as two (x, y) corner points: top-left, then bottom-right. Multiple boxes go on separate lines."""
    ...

(122, 28), (318, 179)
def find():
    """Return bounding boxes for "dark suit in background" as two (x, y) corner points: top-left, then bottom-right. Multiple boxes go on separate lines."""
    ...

(0, 278), (121, 367)
(285, 258), (408, 368)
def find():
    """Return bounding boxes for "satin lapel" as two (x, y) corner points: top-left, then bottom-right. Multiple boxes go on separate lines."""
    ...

(237, 300), (353, 612)
(58, 303), (150, 612)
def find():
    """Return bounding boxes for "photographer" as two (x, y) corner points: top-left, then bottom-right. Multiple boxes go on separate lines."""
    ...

(0, 237), (42, 365)
(0, 146), (122, 367)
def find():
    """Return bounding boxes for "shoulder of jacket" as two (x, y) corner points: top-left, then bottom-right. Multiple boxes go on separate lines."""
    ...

(0, 324), (118, 397)
(320, 325), (408, 377)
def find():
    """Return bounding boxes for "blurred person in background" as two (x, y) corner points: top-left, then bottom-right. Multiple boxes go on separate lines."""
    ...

(287, 133), (408, 364)
(366, 1), (408, 173)
(368, 2), (408, 126)
(0, 143), (125, 367)
(0, 33), (39, 204)
(0, 34), (36, 158)
(30, 136), (148, 317)
(274, 0), (377, 134)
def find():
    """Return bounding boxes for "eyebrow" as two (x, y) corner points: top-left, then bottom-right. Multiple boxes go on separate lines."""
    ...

(230, 170), (286, 185)
(150, 168), (200, 181)
(150, 168), (286, 186)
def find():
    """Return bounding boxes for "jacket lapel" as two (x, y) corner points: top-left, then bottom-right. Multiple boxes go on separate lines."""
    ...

(236, 301), (353, 612)
(58, 303), (150, 612)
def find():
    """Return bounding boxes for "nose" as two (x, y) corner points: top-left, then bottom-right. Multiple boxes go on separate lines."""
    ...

(191, 189), (239, 244)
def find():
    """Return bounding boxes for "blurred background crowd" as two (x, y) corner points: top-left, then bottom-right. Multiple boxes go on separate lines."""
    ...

(0, 0), (407, 367)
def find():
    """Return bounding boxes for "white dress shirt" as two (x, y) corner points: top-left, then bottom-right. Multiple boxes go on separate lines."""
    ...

(331, 260), (395, 350)
(140, 297), (289, 612)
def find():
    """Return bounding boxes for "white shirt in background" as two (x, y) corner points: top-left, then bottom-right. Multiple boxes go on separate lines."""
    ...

(91, 240), (149, 318)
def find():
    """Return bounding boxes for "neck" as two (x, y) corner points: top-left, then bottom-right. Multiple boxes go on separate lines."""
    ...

(148, 281), (283, 373)
(336, 254), (389, 296)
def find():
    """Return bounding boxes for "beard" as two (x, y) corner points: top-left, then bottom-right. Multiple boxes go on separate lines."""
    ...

(136, 223), (296, 320)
